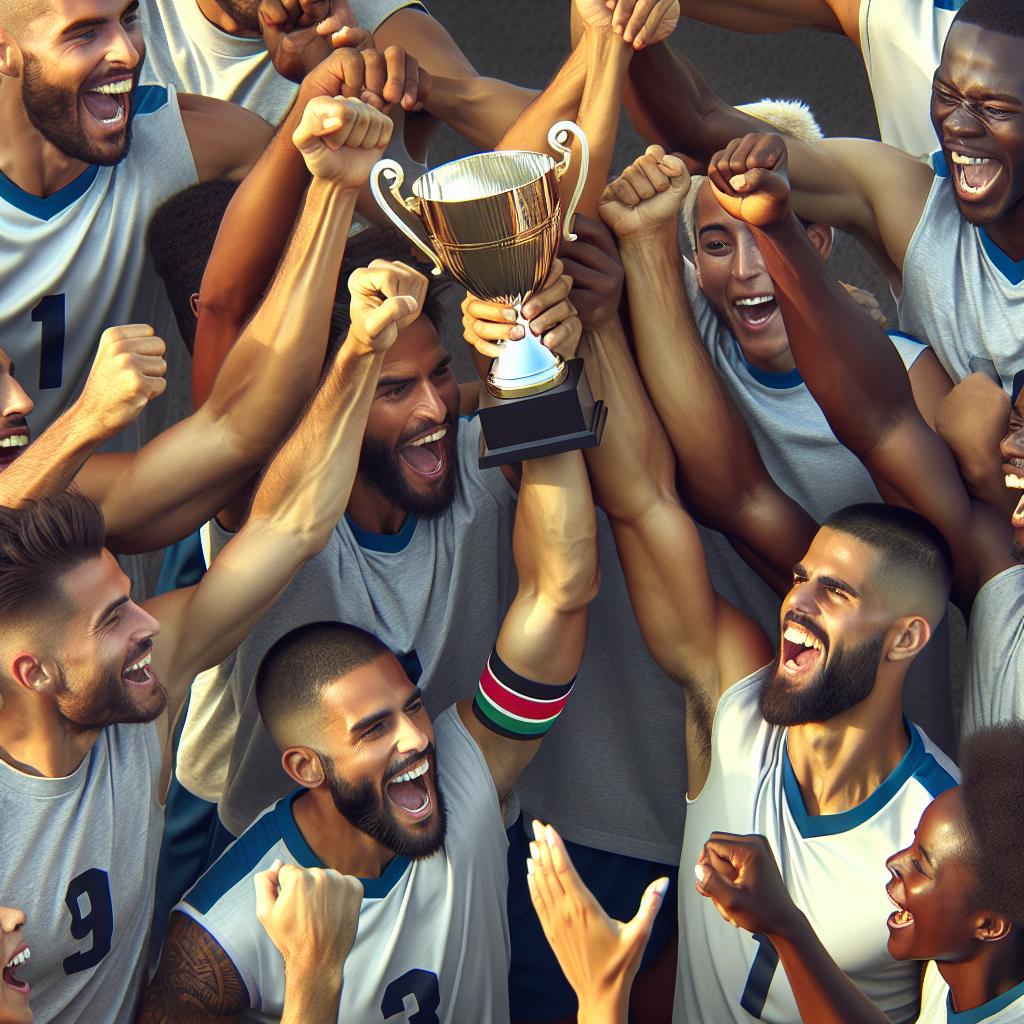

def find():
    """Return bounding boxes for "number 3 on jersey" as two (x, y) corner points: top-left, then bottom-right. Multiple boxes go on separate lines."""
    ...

(62, 869), (113, 975)
(381, 969), (440, 1023)
(31, 293), (66, 390)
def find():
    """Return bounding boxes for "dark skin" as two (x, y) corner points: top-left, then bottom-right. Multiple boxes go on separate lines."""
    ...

(696, 788), (1024, 1023)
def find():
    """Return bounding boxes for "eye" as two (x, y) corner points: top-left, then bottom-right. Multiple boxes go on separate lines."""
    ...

(431, 364), (452, 381)
(983, 105), (1012, 119)
(363, 721), (384, 738)
(407, 699), (424, 714)
(384, 383), (412, 400)
(703, 240), (730, 254)
(825, 585), (847, 599)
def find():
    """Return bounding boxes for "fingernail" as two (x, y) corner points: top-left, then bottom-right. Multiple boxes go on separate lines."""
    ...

(530, 841), (540, 860)
(527, 858), (535, 876)
(694, 863), (708, 884)
(511, 326), (525, 340)
(521, 304), (536, 318)
(730, 174), (746, 189)
(654, 877), (670, 897)
(532, 819), (544, 842)
(544, 825), (556, 847)
(503, 308), (516, 322)
(322, 117), (341, 130)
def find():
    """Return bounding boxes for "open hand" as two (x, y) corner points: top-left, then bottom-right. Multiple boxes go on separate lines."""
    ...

(293, 95), (393, 186)
(707, 133), (792, 228)
(599, 145), (690, 240)
(346, 259), (427, 354)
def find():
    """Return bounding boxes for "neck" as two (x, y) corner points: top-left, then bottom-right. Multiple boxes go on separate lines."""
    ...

(786, 685), (908, 816)
(291, 788), (396, 878)
(194, 0), (258, 36)
(738, 340), (797, 376)
(345, 475), (412, 536)
(0, 702), (100, 779)
(939, 943), (1024, 1016)
(981, 200), (1024, 263)
(0, 90), (88, 196)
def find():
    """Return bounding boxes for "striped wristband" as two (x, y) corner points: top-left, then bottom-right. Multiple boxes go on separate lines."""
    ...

(472, 649), (575, 741)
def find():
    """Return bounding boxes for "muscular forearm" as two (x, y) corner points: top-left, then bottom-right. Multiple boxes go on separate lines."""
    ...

(424, 74), (538, 150)
(204, 177), (358, 455)
(193, 96), (311, 407)
(281, 970), (343, 1024)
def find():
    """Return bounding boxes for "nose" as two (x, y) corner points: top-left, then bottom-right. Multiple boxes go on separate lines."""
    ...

(415, 379), (448, 425)
(130, 601), (161, 641)
(1000, 427), (1024, 461)
(0, 907), (25, 933)
(395, 713), (429, 756)
(944, 101), (984, 139)
(1, 373), (33, 419)
(732, 228), (767, 283)
(106, 23), (142, 69)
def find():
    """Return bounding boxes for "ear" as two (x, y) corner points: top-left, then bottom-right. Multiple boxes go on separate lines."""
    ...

(886, 616), (932, 662)
(9, 654), (53, 693)
(281, 746), (326, 789)
(0, 29), (23, 79)
(804, 223), (833, 260)
(975, 911), (1015, 944)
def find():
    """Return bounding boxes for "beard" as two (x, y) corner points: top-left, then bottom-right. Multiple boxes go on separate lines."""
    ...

(321, 746), (447, 860)
(22, 52), (137, 166)
(53, 656), (167, 731)
(759, 631), (886, 726)
(358, 416), (459, 520)
(215, 0), (261, 31)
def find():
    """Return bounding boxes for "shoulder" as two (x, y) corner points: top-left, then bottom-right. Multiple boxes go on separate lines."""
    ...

(969, 564), (1024, 652)
(436, 704), (504, 824)
(179, 94), (274, 182)
(712, 664), (775, 747)
(886, 329), (930, 369)
(908, 723), (961, 800)
(455, 415), (518, 509)
(351, 0), (428, 34)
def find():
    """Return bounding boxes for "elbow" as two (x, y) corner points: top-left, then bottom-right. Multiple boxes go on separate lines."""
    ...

(543, 536), (602, 614)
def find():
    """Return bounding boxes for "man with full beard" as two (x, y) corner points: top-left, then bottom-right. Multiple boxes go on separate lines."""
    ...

(0, 243), (428, 1023)
(140, 429), (599, 1020)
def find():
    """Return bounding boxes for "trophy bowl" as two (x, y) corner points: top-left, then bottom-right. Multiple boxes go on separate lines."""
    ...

(371, 122), (606, 467)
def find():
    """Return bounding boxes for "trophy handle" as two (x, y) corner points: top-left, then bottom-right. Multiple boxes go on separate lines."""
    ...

(370, 159), (444, 276)
(548, 120), (590, 243)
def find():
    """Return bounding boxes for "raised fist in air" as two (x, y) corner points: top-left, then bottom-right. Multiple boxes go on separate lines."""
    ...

(599, 145), (691, 241)
(707, 133), (793, 229)
(346, 259), (428, 355)
(293, 95), (393, 186)
(259, 0), (370, 82)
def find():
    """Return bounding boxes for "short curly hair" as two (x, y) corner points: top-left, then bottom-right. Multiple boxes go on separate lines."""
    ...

(960, 722), (1024, 928)
(954, 0), (1024, 39)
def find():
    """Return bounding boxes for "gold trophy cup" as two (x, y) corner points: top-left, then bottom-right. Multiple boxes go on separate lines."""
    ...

(370, 121), (606, 467)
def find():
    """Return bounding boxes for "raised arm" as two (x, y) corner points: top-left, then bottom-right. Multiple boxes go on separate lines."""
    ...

(143, 260), (427, 756)
(79, 99), (394, 553)
(675, 0), (855, 36)
(708, 136), (1016, 601)
(598, 152), (815, 596)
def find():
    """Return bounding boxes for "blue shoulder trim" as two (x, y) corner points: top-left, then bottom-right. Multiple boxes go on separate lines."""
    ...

(132, 84), (169, 118)
(344, 511), (418, 552)
(911, 750), (958, 800)
(887, 329), (926, 348)
(185, 803), (284, 914)
(784, 722), (936, 837)
(978, 229), (1024, 286)
(277, 790), (411, 898)
(947, 976), (1024, 1024)
(931, 151), (951, 178)
(0, 165), (99, 221)
(933, 0), (968, 10)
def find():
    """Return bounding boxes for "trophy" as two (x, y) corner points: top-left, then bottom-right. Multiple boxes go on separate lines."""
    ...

(370, 121), (607, 468)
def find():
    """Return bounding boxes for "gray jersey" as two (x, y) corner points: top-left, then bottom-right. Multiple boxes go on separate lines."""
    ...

(899, 154), (1024, 391)
(179, 706), (511, 1023)
(961, 564), (1024, 737)
(682, 263), (957, 755)
(0, 724), (163, 1023)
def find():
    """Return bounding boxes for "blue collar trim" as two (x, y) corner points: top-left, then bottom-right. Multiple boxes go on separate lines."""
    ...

(782, 721), (922, 837)
(947, 976), (1024, 1023)
(0, 164), (99, 221)
(978, 229), (1024, 286)
(933, 0), (968, 10)
(345, 510), (418, 552)
(277, 791), (411, 898)
(932, 151), (951, 178)
(735, 343), (803, 389)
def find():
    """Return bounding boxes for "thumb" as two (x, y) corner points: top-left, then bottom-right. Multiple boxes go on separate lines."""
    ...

(624, 876), (669, 946)
(253, 870), (279, 923)
(362, 294), (418, 338)
(727, 166), (786, 197)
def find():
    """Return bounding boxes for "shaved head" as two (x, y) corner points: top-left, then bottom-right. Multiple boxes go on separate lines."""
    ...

(0, 0), (43, 34)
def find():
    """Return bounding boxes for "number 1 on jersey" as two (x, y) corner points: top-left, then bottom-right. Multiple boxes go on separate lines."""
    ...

(31, 293), (66, 390)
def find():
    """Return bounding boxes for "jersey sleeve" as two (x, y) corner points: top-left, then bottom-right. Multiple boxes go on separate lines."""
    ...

(887, 329), (930, 371)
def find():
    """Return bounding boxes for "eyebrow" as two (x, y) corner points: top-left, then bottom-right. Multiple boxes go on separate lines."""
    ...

(350, 687), (424, 734)
(817, 574), (860, 598)
(60, 0), (138, 38)
(697, 223), (730, 239)
(93, 596), (128, 629)
(377, 355), (451, 390)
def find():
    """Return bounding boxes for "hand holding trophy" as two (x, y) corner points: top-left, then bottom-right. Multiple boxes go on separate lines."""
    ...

(370, 122), (607, 467)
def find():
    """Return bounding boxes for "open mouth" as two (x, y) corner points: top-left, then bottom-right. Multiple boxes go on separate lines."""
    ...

(0, 433), (28, 466)
(1004, 458), (1024, 527)
(780, 619), (826, 674)
(122, 642), (154, 686)
(733, 294), (778, 331)
(385, 756), (433, 821)
(81, 77), (132, 130)
(949, 150), (1003, 200)
(3, 945), (30, 996)
(398, 426), (448, 480)
(886, 889), (913, 930)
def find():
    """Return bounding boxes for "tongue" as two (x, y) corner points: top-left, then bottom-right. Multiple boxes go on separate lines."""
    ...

(389, 777), (427, 812)
(963, 161), (997, 190)
(400, 442), (442, 475)
(82, 91), (120, 122)
(737, 299), (776, 325)
(794, 647), (819, 669)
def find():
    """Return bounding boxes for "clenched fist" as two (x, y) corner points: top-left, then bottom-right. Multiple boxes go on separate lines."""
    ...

(78, 325), (167, 438)
(293, 95), (393, 186)
(599, 145), (691, 241)
(707, 133), (793, 229)
(345, 259), (428, 355)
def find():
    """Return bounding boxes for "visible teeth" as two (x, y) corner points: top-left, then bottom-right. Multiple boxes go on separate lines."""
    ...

(125, 652), (152, 674)
(390, 758), (429, 785)
(0, 435), (27, 449)
(784, 624), (823, 652)
(91, 79), (132, 95)
(734, 295), (774, 306)
(411, 428), (446, 447)
(5, 948), (29, 970)
(950, 152), (991, 165)
(1006, 473), (1024, 490)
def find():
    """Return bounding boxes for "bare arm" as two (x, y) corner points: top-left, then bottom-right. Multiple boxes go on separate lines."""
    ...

(678, 0), (856, 37)
(137, 912), (247, 1022)
(180, 94), (275, 183)
(143, 262), (426, 756)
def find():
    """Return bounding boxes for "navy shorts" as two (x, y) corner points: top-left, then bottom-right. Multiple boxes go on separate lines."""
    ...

(506, 815), (679, 1020)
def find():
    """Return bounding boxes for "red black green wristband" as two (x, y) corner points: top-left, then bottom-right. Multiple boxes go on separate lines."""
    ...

(472, 648), (575, 741)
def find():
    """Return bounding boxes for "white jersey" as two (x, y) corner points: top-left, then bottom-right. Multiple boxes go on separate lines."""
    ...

(898, 153), (1024, 391)
(178, 706), (511, 1023)
(674, 668), (959, 1024)
(0, 85), (197, 442)
(961, 564), (1024, 738)
(858, 0), (961, 160)
(917, 961), (1024, 1023)
(0, 723), (163, 1023)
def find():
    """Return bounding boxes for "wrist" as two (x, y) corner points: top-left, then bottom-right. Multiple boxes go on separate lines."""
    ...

(584, 19), (634, 55)
(577, 980), (632, 1024)
(617, 224), (679, 253)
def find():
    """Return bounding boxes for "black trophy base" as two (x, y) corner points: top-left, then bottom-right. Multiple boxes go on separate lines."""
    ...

(478, 358), (607, 469)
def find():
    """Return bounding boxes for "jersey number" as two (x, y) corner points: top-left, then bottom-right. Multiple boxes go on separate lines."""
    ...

(740, 933), (780, 1019)
(31, 293), (66, 390)
(380, 969), (440, 1023)
(62, 869), (113, 975)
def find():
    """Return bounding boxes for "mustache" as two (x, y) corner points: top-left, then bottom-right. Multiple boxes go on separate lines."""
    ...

(384, 742), (435, 785)
(783, 612), (829, 651)
(397, 415), (456, 449)
(122, 638), (152, 670)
